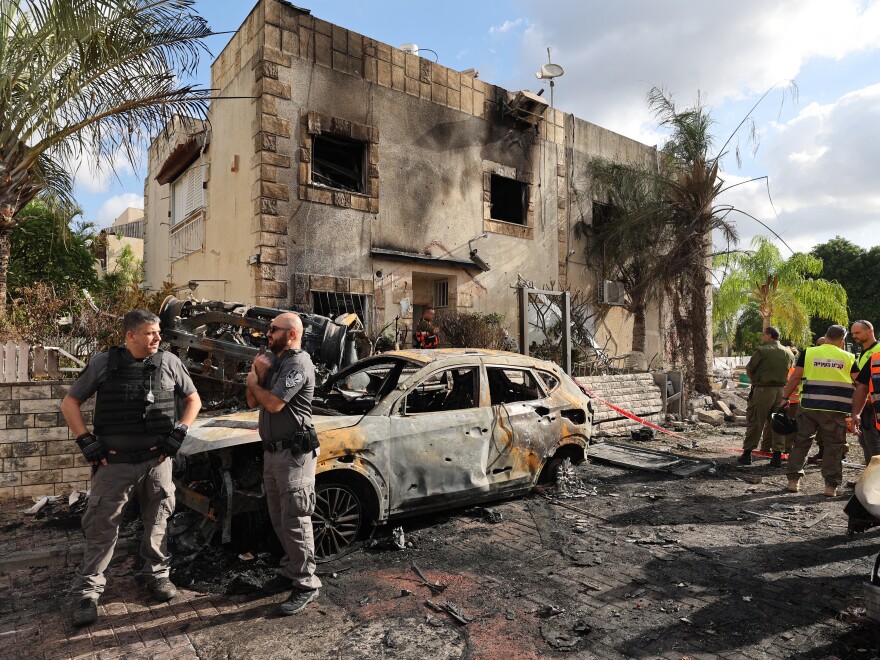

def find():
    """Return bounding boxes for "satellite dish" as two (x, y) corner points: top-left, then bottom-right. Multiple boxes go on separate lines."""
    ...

(536, 63), (564, 80)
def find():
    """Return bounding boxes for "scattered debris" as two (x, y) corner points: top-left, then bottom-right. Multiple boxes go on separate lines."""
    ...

(804, 512), (831, 528)
(588, 442), (715, 477)
(696, 409), (725, 426)
(539, 616), (592, 651)
(630, 428), (655, 442)
(537, 604), (565, 618)
(465, 506), (504, 523)
(412, 563), (447, 595)
(743, 510), (791, 522)
(24, 496), (51, 515)
(392, 526), (406, 550)
(425, 599), (470, 625)
(238, 552), (254, 561)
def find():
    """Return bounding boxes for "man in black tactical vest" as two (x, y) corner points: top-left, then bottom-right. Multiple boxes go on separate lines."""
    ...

(61, 310), (201, 627)
(246, 311), (322, 615)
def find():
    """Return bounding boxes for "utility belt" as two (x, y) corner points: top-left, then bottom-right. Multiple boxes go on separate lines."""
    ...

(105, 448), (162, 463)
(263, 426), (319, 454)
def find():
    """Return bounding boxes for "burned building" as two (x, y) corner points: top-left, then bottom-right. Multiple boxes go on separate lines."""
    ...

(143, 0), (666, 358)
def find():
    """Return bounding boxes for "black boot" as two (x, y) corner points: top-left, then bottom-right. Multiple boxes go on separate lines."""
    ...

(738, 450), (752, 465)
(769, 451), (782, 468)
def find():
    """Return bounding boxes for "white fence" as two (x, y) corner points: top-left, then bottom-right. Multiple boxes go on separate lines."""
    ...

(0, 342), (85, 382)
(714, 356), (750, 370)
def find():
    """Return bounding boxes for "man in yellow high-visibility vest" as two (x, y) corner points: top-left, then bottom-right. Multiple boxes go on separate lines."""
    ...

(782, 325), (858, 497)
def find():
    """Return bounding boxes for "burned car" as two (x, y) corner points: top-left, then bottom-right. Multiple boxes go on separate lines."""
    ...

(174, 349), (594, 559)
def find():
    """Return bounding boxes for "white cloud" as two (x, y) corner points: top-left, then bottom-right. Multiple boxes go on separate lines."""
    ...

(489, 18), (526, 35)
(507, 0), (880, 142)
(96, 193), (144, 228)
(68, 146), (145, 194)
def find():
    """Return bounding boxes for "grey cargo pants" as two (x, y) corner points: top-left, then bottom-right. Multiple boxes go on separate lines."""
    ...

(263, 448), (322, 591)
(72, 458), (175, 601)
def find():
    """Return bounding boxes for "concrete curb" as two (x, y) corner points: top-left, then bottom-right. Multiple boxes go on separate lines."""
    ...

(0, 537), (138, 573)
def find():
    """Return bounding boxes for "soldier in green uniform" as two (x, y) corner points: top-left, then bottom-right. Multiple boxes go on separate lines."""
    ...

(739, 326), (794, 467)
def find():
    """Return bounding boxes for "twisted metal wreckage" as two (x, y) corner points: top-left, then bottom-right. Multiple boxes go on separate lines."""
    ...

(158, 297), (595, 560)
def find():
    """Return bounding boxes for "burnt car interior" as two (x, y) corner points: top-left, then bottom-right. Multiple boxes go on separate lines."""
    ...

(487, 367), (544, 404)
(403, 367), (478, 414)
(313, 358), (417, 415)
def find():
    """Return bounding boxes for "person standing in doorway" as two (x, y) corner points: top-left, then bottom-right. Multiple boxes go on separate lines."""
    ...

(414, 307), (440, 348)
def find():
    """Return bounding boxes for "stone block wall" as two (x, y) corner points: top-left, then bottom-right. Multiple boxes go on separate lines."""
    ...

(575, 373), (663, 435)
(0, 381), (91, 500)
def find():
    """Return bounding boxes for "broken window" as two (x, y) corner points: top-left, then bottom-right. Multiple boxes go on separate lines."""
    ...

(487, 367), (544, 405)
(490, 174), (526, 225)
(316, 358), (416, 415)
(311, 134), (366, 193)
(536, 370), (559, 393)
(312, 291), (370, 329)
(592, 200), (615, 229)
(404, 367), (479, 414)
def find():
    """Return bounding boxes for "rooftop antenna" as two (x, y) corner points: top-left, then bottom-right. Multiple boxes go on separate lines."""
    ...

(535, 47), (564, 108)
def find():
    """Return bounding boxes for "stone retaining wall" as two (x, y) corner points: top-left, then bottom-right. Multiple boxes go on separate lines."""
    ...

(575, 373), (664, 435)
(0, 381), (92, 500)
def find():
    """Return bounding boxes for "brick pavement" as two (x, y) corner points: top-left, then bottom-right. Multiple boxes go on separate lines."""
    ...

(0, 434), (878, 658)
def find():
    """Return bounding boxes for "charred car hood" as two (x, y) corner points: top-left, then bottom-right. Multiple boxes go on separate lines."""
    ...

(179, 412), (362, 456)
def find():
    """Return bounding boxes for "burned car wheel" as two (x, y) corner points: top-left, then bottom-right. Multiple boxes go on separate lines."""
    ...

(314, 480), (365, 561)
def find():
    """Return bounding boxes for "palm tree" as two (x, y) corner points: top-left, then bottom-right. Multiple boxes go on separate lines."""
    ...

(0, 0), (212, 311)
(646, 88), (739, 393)
(579, 158), (671, 354)
(715, 236), (848, 346)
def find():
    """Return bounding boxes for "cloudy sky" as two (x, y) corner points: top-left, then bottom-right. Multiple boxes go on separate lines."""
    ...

(77, 0), (880, 257)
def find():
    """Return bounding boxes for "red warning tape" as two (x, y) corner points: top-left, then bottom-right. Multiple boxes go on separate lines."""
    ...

(577, 384), (689, 440)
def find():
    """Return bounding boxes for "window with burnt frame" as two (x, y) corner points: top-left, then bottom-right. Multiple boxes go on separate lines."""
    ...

(490, 174), (526, 225)
(311, 134), (366, 193)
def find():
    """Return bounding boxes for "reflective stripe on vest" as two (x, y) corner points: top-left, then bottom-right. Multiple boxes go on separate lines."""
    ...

(788, 367), (801, 404)
(800, 344), (855, 414)
(870, 353), (880, 404)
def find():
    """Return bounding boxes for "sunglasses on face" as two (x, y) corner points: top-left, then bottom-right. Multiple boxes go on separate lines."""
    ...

(268, 325), (292, 334)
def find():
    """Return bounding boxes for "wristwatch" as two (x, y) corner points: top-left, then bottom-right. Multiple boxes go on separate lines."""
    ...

(173, 424), (189, 436)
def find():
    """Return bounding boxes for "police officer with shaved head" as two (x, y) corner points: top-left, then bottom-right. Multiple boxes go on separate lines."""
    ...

(246, 312), (322, 615)
(61, 309), (201, 627)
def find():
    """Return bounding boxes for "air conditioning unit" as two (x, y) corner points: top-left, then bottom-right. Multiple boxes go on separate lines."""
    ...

(598, 280), (626, 306)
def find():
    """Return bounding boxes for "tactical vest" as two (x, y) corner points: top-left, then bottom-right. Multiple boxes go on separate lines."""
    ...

(93, 348), (176, 436)
(414, 320), (439, 348)
(800, 344), (855, 414)
(858, 341), (880, 370)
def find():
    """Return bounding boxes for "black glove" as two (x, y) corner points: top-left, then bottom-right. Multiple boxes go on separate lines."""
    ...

(158, 425), (187, 458)
(76, 433), (106, 464)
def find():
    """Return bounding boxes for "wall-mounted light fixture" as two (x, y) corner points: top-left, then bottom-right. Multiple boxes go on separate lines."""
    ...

(467, 232), (490, 271)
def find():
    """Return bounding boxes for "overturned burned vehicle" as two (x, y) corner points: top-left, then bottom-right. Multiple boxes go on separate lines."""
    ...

(174, 349), (594, 559)
(158, 296), (362, 389)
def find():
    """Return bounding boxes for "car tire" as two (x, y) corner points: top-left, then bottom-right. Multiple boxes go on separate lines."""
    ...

(538, 455), (577, 485)
(314, 480), (365, 561)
